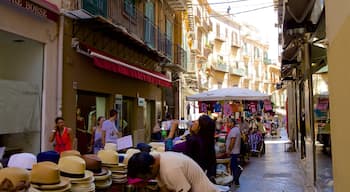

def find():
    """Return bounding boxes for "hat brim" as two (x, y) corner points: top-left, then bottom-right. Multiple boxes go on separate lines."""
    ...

(32, 183), (72, 192)
(94, 169), (112, 181)
(31, 177), (70, 190)
(93, 167), (108, 176)
(61, 170), (94, 182)
(95, 178), (112, 189)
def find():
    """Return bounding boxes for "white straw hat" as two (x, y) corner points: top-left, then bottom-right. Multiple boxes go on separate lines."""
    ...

(8, 153), (37, 170)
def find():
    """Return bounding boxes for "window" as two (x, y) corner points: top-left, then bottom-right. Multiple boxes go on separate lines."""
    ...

(144, 1), (155, 47)
(124, 0), (136, 18)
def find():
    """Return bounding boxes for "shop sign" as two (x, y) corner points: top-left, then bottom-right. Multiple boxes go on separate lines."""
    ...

(138, 97), (145, 107)
(7, 0), (59, 22)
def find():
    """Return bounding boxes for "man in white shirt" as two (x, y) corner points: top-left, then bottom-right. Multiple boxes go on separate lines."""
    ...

(226, 118), (242, 186)
(127, 151), (219, 192)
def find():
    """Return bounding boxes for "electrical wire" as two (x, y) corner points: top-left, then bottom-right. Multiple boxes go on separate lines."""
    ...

(207, 5), (275, 18)
(192, 0), (263, 6)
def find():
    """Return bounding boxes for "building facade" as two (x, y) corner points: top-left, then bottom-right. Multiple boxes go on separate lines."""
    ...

(0, 0), (61, 153)
(61, 0), (186, 152)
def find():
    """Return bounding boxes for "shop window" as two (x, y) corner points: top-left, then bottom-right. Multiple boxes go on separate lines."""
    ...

(0, 30), (44, 154)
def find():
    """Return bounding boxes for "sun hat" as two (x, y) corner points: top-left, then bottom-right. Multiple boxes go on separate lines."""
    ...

(82, 154), (108, 176)
(104, 143), (117, 151)
(122, 148), (140, 165)
(97, 150), (119, 165)
(8, 153), (37, 170)
(37, 151), (60, 164)
(0, 167), (39, 192)
(60, 150), (81, 158)
(95, 177), (112, 189)
(58, 156), (93, 181)
(30, 161), (71, 191)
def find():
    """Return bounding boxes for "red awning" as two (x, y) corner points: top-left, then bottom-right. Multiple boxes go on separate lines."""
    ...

(90, 51), (172, 88)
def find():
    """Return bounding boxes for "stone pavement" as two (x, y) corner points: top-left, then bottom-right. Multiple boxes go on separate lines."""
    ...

(232, 128), (315, 192)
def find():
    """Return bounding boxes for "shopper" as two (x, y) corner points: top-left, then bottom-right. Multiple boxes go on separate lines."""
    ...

(102, 109), (120, 149)
(90, 116), (105, 154)
(127, 151), (219, 192)
(49, 117), (73, 154)
(226, 118), (242, 186)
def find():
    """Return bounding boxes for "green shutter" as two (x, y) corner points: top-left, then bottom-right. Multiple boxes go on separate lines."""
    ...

(82, 0), (107, 17)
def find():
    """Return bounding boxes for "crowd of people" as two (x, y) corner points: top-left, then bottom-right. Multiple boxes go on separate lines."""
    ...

(0, 107), (279, 192)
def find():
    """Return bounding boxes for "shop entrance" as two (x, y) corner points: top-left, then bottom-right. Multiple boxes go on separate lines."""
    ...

(76, 90), (107, 154)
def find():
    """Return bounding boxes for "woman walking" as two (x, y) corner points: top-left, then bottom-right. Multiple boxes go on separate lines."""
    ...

(90, 116), (105, 154)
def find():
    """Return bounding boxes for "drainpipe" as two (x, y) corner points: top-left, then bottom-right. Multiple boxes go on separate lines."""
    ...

(57, 15), (64, 116)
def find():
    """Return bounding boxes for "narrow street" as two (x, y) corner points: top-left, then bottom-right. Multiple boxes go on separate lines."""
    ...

(232, 129), (314, 192)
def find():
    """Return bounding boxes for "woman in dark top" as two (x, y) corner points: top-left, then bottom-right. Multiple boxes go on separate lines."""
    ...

(184, 115), (217, 182)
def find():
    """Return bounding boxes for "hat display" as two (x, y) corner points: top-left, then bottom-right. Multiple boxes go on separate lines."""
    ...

(82, 154), (112, 190)
(122, 149), (140, 165)
(110, 163), (127, 184)
(60, 150), (81, 158)
(58, 156), (95, 192)
(30, 162), (71, 192)
(104, 143), (117, 151)
(0, 167), (38, 192)
(8, 153), (37, 170)
(37, 151), (60, 164)
(97, 150), (119, 165)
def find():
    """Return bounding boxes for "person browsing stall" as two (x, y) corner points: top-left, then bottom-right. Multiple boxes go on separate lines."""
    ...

(49, 117), (73, 154)
(127, 151), (219, 192)
(226, 118), (242, 186)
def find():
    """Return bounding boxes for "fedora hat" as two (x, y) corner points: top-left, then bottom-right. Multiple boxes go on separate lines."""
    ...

(8, 153), (37, 170)
(37, 151), (60, 164)
(30, 161), (71, 191)
(97, 150), (119, 165)
(82, 154), (108, 176)
(104, 143), (117, 151)
(0, 167), (39, 192)
(122, 148), (140, 165)
(58, 156), (93, 181)
(60, 150), (81, 158)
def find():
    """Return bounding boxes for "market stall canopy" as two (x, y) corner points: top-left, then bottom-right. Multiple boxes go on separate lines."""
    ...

(186, 87), (270, 101)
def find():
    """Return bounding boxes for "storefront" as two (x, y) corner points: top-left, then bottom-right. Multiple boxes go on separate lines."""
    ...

(0, 0), (60, 154)
(62, 18), (171, 153)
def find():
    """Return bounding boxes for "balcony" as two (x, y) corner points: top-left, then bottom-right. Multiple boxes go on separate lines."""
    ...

(215, 33), (226, 42)
(230, 67), (246, 77)
(264, 58), (272, 65)
(167, 0), (187, 11)
(191, 40), (201, 54)
(64, 0), (186, 66)
(203, 43), (213, 57)
(231, 41), (241, 48)
(213, 61), (229, 72)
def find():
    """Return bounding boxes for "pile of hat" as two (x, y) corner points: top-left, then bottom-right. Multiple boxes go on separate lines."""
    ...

(98, 143), (128, 184)
(58, 151), (95, 192)
(2, 152), (72, 192)
(82, 154), (112, 190)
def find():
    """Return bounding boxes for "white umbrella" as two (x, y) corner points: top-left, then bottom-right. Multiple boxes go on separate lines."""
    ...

(186, 87), (270, 101)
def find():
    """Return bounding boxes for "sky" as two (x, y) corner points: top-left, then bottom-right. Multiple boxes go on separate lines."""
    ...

(207, 0), (279, 62)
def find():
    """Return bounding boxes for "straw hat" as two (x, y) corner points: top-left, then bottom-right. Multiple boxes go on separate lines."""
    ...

(95, 177), (112, 189)
(122, 148), (140, 165)
(58, 156), (93, 181)
(0, 167), (39, 192)
(8, 153), (37, 170)
(82, 154), (108, 176)
(30, 162), (71, 192)
(94, 169), (111, 181)
(60, 150), (81, 158)
(97, 150), (119, 165)
(104, 143), (117, 151)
